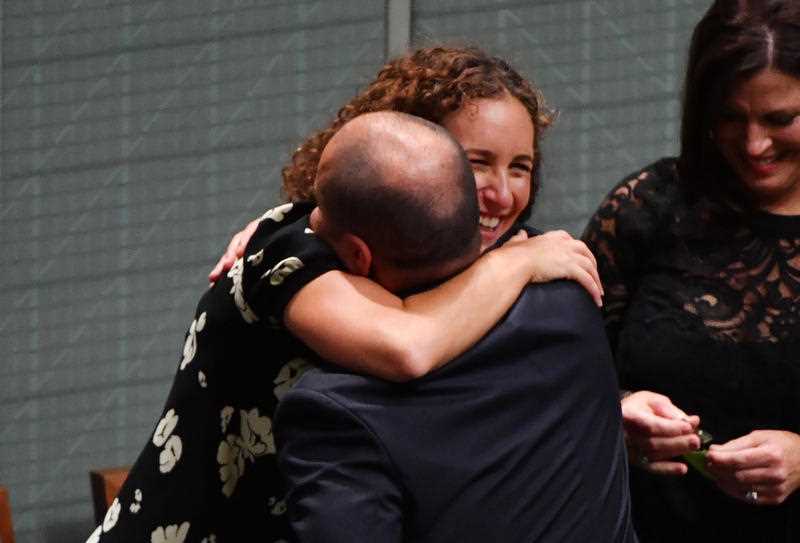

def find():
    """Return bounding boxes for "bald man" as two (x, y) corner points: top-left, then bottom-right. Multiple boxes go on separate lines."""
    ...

(310, 111), (480, 292)
(87, 111), (484, 543)
(275, 112), (637, 541)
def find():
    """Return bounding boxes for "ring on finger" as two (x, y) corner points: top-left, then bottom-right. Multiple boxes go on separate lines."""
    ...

(744, 489), (758, 504)
(638, 454), (650, 468)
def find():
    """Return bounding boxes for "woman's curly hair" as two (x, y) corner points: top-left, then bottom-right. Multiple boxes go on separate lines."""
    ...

(282, 46), (555, 219)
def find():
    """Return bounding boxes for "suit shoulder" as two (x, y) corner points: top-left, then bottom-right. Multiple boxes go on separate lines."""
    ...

(520, 280), (597, 312)
(276, 370), (386, 424)
(275, 381), (364, 439)
(503, 281), (605, 339)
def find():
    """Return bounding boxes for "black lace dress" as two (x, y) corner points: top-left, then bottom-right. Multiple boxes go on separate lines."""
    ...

(582, 158), (800, 542)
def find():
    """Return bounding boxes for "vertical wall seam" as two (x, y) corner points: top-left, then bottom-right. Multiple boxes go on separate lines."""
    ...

(1, 0), (4, 184)
(386, 0), (411, 60)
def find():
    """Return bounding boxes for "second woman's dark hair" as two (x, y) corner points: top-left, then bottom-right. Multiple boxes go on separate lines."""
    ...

(680, 0), (800, 208)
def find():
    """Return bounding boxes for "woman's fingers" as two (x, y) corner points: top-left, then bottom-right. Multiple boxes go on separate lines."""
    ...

(622, 395), (697, 438)
(621, 391), (702, 467)
(628, 433), (700, 459)
(707, 446), (768, 471)
(526, 232), (604, 305)
(569, 267), (603, 307)
(509, 229), (529, 242)
(706, 430), (800, 505)
(643, 459), (690, 476)
(208, 235), (242, 282)
(708, 432), (763, 453)
(208, 218), (260, 283)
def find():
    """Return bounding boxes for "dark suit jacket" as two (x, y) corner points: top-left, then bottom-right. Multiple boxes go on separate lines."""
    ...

(275, 281), (637, 542)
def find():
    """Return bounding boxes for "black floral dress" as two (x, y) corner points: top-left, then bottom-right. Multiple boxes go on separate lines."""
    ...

(85, 202), (339, 543)
(583, 158), (800, 541)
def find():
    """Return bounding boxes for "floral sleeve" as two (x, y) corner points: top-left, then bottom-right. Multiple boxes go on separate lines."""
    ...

(581, 158), (678, 352)
(226, 202), (342, 327)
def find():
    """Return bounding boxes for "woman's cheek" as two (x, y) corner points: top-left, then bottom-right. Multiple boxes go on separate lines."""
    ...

(471, 170), (489, 190)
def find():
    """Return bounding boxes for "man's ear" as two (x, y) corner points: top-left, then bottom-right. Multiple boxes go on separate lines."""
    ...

(309, 206), (322, 232)
(311, 207), (372, 277)
(335, 233), (372, 277)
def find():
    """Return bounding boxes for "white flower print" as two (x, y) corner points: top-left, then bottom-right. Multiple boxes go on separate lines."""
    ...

(201, 535), (217, 543)
(247, 249), (264, 267)
(102, 497), (121, 532)
(153, 408), (179, 447)
(239, 408), (276, 459)
(216, 408), (276, 497)
(198, 371), (207, 388)
(264, 257), (304, 286)
(259, 203), (293, 223)
(273, 358), (311, 400)
(180, 312), (206, 370)
(85, 525), (102, 543)
(150, 521), (190, 543)
(228, 258), (259, 323)
(220, 406), (234, 433)
(217, 434), (243, 498)
(129, 488), (143, 513)
(268, 496), (287, 516)
(159, 434), (183, 473)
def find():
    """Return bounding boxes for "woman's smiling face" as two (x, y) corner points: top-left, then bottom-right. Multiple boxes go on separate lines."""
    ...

(441, 93), (535, 251)
(715, 68), (800, 214)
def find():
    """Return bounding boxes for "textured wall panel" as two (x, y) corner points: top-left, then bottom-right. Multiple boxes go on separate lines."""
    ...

(0, 1), (384, 541)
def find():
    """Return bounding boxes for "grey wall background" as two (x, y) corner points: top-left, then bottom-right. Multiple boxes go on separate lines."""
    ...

(0, 1), (709, 541)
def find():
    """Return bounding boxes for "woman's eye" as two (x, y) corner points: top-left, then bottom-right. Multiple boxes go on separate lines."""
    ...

(765, 113), (798, 127)
(511, 163), (531, 173)
(469, 159), (489, 169)
(718, 110), (742, 123)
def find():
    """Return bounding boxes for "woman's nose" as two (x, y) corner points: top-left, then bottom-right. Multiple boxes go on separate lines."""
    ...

(745, 123), (772, 156)
(482, 171), (513, 208)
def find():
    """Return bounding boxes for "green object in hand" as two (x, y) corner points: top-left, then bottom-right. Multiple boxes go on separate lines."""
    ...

(682, 429), (715, 480)
(683, 450), (714, 480)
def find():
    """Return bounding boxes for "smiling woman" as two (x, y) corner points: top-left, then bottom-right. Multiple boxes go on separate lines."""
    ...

(715, 68), (800, 214)
(582, 1), (800, 541)
(442, 93), (534, 251)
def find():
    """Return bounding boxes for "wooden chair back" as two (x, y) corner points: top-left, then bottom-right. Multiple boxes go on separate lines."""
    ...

(89, 467), (130, 524)
(0, 486), (15, 543)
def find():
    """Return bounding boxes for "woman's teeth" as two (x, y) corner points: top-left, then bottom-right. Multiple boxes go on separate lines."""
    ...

(479, 215), (500, 229)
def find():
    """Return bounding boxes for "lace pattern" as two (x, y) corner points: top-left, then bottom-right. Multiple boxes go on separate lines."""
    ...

(583, 158), (800, 345)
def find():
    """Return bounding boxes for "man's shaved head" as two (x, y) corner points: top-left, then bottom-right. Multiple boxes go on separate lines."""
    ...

(314, 111), (480, 274)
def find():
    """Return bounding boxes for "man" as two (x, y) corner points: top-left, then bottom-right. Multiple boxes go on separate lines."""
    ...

(274, 119), (638, 540)
(86, 111), (483, 543)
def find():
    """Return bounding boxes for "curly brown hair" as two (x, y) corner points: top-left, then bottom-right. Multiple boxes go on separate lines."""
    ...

(282, 46), (555, 220)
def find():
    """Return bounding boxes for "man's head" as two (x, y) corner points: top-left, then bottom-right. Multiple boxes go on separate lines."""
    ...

(312, 111), (481, 292)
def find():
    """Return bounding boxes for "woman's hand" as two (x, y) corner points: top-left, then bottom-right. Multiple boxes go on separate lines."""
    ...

(503, 230), (604, 306)
(706, 430), (800, 506)
(208, 218), (260, 283)
(621, 391), (701, 475)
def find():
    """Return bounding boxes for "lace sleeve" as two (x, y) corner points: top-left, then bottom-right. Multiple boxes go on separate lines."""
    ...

(581, 158), (679, 352)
